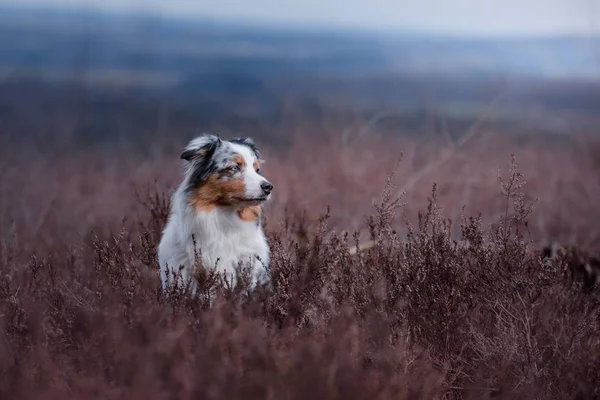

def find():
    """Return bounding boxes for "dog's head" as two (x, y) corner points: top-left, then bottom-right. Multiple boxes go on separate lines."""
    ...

(180, 134), (273, 213)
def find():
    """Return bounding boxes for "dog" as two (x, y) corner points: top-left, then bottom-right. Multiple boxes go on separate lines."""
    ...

(158, 133), (273, 294)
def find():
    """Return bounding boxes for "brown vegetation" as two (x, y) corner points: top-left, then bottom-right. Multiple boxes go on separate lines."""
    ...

(0, 126), (599, 399)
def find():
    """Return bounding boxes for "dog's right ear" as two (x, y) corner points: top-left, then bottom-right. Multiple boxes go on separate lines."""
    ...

(180, 134), (222, 162)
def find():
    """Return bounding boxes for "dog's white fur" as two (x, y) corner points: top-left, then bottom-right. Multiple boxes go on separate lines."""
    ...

(158, 135), (271, 294)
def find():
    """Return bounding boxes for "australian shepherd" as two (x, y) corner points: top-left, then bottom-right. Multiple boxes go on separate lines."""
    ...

(158, 133), (273, 294)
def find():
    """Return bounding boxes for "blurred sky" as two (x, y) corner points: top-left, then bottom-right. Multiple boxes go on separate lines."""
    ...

(3, 0), (600, 36)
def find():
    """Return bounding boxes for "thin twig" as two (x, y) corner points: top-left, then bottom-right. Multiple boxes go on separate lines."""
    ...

(398, 84), (509, 197)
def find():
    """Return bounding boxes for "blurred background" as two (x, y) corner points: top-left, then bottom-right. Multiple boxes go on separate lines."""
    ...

(1, 0), (599, 251)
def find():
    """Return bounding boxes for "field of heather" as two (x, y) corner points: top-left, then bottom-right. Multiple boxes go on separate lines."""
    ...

(1, 118), (599, 399)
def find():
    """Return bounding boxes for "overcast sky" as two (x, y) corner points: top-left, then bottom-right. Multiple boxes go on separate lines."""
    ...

(3, 0), (600, 36)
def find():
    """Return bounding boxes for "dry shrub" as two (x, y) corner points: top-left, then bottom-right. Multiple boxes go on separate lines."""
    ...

(1, 150), (599, 400)
(2, 123), (600, 254)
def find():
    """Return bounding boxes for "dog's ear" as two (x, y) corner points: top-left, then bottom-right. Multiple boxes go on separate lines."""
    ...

(182, 134), (223, 189)
(180, 148), (197, 161)
(231, 136), (261, 160)
(181, 134), (222, 162)
(233, 137), (255, 146)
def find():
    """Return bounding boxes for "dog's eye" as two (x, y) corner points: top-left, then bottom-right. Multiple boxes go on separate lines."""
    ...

(230, 165), (240, 172)
(256, 168), (261, 174)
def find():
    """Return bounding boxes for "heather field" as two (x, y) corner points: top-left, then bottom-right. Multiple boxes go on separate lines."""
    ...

(1, 6), (600, 399)
(1, 118), (600, 399)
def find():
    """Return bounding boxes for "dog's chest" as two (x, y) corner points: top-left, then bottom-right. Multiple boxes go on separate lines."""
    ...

(191, 212), (268, 269)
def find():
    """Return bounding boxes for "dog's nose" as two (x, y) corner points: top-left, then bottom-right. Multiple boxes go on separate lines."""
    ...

(261, 181), (273, 194)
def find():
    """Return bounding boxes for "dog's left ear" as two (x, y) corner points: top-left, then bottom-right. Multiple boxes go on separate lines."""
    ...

(181, 134), (222, 161)
(180, 148), (197, 161)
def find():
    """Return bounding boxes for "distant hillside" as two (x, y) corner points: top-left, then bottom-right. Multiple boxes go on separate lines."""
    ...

(1, 3), (600, 138)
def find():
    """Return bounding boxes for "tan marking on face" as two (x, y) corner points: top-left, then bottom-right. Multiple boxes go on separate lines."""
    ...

(253, 160), (259, 171)
(237, 205), (261, 222)
(232, 154), (245, 168)
(189, 173), (246, 213)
